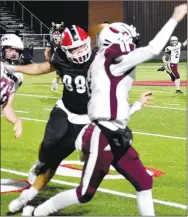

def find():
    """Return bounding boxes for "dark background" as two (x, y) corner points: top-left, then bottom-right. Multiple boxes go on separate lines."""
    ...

(124, 1), (187, 46)
(20, 1), (88, 30)
(5, 1), (89, 33)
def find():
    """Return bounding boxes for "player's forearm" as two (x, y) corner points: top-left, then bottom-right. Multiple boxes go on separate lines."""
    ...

(128, 101), (142, 117)
(148, 18), (178, 56)
(182, 39), (187, 47)
(117, 18), (178, 72)
(2, 106), (20, 125)
(5, 62), (54, 75)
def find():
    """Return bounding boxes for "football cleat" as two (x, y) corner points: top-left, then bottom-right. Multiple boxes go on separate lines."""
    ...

(157, 66), (165, 71)
(9, 189), (30, 213)
(22, 205), (35, 216)
(176, 90), (183, 94)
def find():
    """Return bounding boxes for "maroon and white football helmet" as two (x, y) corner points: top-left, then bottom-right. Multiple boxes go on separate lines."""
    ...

(61, 25), (91, 64)
(98, 22), (138, 48)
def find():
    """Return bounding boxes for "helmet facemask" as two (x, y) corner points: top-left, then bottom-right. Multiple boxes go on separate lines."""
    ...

(170, 40), (178, 46)
(2, 46), (23, 65)
(1, 34), (24, 65)
(62, 37), (91, 64)
(170, 36), (178, 46)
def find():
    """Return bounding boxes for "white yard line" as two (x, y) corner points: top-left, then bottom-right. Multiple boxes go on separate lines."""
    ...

(16, 93), (58, 99)
(1, 168), (187, 210)
(16, 93), (186, 111)
(133, 131), (186, 140)
(163, 103), (180, 106)
(131, 88), (187, 95)
(15, 110), (29, 113)
(136, 65), (185, 68)
(1, 115), (186, 140)
(145, 105), (186, 111)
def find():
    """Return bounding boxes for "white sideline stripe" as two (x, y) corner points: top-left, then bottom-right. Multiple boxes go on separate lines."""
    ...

(1, 168), (187, 210)
(145, 105), (186, 111)
(1, 116), (186, 140)
(16, 93), (58, 99)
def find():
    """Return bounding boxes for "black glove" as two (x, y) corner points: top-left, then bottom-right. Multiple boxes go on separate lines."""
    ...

(112, 126), (133, 149)
(133, 33), (140, 48)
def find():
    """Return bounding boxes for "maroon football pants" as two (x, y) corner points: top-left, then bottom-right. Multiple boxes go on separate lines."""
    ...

(76, 124), (152, 203)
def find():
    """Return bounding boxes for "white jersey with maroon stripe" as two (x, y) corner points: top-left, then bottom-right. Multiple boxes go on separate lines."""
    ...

(87, 43), (136, 130)
(165, 42), (181, 64)
(0, 61), (23, 105)
(87, 18), (180, 130)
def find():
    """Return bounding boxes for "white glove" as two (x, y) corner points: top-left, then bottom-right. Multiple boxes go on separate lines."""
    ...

(129, 25), (137, 38)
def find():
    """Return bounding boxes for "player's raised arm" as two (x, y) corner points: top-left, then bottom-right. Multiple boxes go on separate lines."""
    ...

(113, 4), (187, 71)
(182, 39), (187, 47)
(5, 61), (55, 76)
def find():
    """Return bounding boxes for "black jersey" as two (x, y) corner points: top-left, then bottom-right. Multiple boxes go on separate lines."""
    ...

(50, 47), (98, 114)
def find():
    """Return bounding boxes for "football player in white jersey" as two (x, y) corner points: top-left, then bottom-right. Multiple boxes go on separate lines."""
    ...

(157, 36), (187, 93)
(0, 34), (24, 138)
(20, 4), (187, 216)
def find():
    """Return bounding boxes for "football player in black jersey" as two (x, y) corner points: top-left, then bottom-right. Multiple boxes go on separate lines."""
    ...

(45, 22), (64, 91)
(7, 25), (98, 213)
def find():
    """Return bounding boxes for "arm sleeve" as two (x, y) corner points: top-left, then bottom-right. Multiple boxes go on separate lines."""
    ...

(128, 101), (142, 117)
(115, 18), (178, 72)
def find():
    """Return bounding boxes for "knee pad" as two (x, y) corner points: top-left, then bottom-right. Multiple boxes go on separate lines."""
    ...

(175, 75), (180, 79)
(171, 75), (176, 81)
(135, 174), (153, 192)
(76, 185), (96, 203)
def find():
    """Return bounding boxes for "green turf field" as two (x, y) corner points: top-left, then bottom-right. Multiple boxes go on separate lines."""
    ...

(1, 62), (187, 216)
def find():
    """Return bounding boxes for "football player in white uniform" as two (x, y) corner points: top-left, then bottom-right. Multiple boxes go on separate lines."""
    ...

(1, 34), (24, 138)
(157, 36), (187, 93)
(20, 4), (187, 216)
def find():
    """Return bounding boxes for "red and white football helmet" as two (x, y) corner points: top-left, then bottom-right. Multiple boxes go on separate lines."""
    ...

(97, 22), (138, 47)
(61, 25), (91, 64)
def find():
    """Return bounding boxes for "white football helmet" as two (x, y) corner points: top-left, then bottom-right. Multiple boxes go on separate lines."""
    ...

(170, 36), (178, 46)
(97, 22), (138, 47)
(1, 34), (24, 65)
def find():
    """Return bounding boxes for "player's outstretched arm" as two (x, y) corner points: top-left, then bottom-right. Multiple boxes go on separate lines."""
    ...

(128, 91), (153, 117)
(2, 93), (22, 138)
(5, 62), (55, 76)
(182, 39), (187, 47)
(116, 4), (187, 72)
